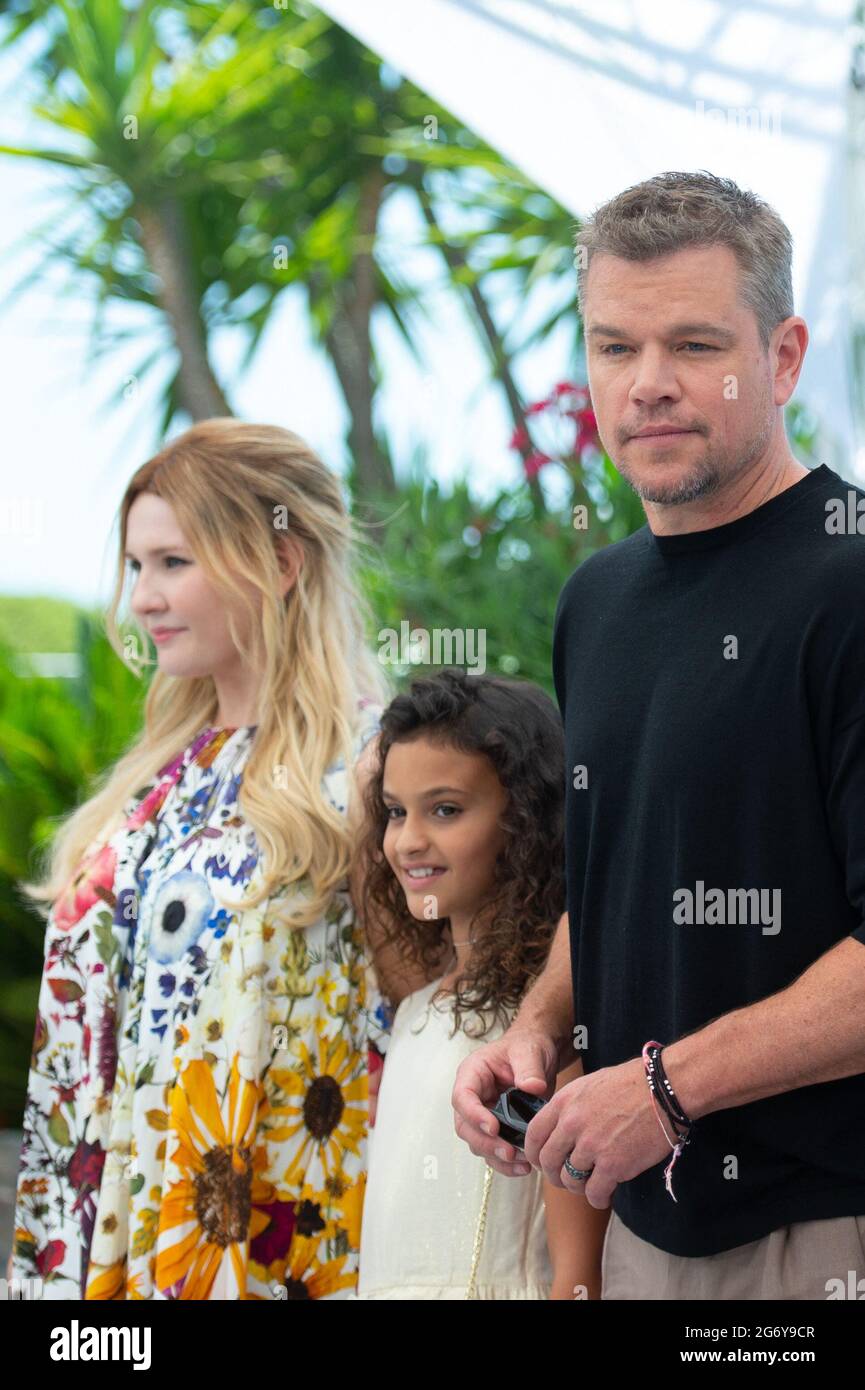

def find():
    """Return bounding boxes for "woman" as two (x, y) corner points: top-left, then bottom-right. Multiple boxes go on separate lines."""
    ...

(10, 418), (397, 1299)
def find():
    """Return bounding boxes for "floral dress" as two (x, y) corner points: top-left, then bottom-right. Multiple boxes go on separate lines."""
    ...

(12, 698), (392, 1300)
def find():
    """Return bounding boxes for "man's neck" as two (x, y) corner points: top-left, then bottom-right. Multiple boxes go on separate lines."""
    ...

(643, 450), (810, 537)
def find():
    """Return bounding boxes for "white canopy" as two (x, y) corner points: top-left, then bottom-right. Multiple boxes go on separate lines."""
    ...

(317, 0), (862, 478)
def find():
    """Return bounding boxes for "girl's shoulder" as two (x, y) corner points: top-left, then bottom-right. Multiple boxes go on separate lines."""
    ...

(384, 976), (434, 1029)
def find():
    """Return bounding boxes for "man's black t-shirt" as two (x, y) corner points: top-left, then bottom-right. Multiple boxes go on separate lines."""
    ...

(551, 463), (865, 1257)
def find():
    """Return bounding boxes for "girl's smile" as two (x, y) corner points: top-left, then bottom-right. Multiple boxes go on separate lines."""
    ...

(401, 865), (448, 888)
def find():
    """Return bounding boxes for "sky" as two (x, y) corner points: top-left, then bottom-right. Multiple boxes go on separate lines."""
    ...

(0, 22), (572, 615)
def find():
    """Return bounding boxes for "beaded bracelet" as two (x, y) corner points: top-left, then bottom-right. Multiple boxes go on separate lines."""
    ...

(642, 1040), (694, 1202)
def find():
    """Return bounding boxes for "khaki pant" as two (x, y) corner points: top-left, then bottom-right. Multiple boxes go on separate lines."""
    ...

(601, 1208), (865, 1300)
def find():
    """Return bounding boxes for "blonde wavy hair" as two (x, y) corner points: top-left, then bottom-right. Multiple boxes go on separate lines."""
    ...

(20, 418), (394, 929)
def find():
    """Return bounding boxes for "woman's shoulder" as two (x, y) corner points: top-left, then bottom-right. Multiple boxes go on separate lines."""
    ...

(320, 696), (384, 813)
(353, 695), (384, 756)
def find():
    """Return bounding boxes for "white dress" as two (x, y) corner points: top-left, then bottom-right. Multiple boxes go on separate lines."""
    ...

(357, 978), (553, 1299)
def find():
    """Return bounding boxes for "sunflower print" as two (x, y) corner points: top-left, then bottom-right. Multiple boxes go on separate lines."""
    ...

(154, 1056), (264, 1299)
(11, 700), (393, 1299)
(263, 1036), (368, 1188)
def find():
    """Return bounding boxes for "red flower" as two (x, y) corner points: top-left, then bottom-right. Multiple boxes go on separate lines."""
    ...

(250, 1198), (297, 1268)
(67, 1138), (105, 1193)
(126, 779), (174, 830)
(510, 380), (597, 468)
(523, 452), (551, 479)
(573, 407), (599, 454)
(35, 1240), (66, 1277)
(53, 843), (117, 934)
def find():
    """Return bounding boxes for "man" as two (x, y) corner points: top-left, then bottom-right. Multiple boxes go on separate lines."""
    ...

(451, 170), (865, 1300)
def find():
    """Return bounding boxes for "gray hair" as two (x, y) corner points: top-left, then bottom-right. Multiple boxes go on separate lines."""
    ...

(574, 170), (793, 350)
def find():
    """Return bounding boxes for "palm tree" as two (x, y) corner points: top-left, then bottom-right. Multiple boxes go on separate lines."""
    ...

(1, 0), (590, 505)
(0, 0), (400, 489)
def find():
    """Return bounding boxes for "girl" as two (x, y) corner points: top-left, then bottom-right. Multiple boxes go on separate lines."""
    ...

(355, 668), (610, 1299)
(11, 418), (395, 1300)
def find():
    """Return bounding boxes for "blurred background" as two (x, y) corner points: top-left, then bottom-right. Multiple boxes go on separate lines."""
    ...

(0, 0), (848, 1268)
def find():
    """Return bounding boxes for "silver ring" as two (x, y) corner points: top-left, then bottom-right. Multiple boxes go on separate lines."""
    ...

(563, 1158), (594, 1182)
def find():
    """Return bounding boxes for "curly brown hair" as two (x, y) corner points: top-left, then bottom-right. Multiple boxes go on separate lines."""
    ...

(359, 668), (565, 1039)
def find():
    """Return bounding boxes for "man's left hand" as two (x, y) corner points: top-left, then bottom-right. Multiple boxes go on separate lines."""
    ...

(521, 1057), (678, 1207)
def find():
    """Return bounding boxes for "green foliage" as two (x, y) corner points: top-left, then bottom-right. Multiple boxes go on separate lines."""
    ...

(0, 615), (145, 1125)
(357, 462), (646, 696)
(0, 595), (83, 653)
(0, 0), (588, 473)
(0, 0), (455, 436)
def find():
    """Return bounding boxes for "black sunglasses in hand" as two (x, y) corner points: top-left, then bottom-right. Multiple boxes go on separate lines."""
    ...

(487, 1087), (548, 1151)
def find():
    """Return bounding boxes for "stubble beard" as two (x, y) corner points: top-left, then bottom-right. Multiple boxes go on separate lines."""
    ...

(613, 416), (774, 507)
(617, 435), (722, 505)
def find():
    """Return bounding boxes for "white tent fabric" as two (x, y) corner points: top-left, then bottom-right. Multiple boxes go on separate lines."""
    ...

(317, 0), (862, 478)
